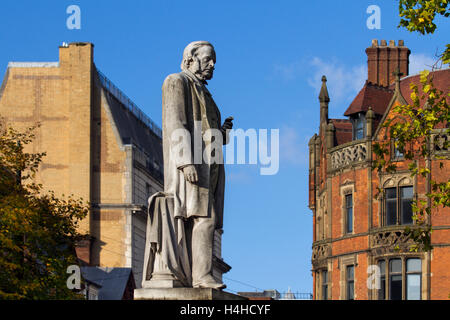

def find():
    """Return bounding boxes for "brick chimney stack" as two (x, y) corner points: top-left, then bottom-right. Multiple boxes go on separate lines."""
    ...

(365, 39), (410, 87)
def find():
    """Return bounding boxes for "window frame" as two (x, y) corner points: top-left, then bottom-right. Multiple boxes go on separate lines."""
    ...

(400, 186), (414, 225)
(385, 187), (397, 226)
(346, 265), (355, 300)
(383, 185), (414, 226)
(345, 193), (353, 234)
(377, 257), (422, 300)
(321, 270), (328, 300)
(406, 258), (422, 300)
(352, 113), (366, 141)
(377, 260), (386, 300)
(392, 139), (405, 160)
(389, 258), (402, 300)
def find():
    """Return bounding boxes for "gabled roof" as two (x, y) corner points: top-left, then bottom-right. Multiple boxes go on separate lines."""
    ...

(344, 81), (393, 116)
(372, 68), (449, 139)
(81, 267), (134, 300)
(390, 68), (450, 105)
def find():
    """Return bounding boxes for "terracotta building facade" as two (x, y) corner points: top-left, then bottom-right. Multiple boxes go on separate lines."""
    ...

(308, 40), (450, 300)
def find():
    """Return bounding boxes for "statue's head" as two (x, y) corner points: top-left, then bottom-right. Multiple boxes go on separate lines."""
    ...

(181, 41), (216, 81)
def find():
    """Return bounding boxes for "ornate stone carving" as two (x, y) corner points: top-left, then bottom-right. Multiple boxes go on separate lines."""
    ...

(380, 172), (412, 189)
(370, 230), (415, 255)
(331, 142), (367, 170)
(312, 243), (331, 269)
(432, 131), (449, 154)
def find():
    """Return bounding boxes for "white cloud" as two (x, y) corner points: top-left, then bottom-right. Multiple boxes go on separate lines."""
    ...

(273, 57), (367, 108)
(307, 57), (367, 104)
(409, 53), (437, 75)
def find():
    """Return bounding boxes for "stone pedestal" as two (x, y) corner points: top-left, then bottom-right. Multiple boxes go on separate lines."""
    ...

(134, 288), (247, 300)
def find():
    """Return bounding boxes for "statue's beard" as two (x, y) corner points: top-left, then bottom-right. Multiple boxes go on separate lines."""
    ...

(194, 68), (213, 81)
(200, 69), (213, 81)
(189, 61), (214, 81)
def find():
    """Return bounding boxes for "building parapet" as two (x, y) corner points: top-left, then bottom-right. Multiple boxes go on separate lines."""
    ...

(7, 62), (60, 68)
(329, 139), (369, 171)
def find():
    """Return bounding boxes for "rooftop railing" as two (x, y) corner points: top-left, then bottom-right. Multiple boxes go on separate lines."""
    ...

(97, 69), (162, 138)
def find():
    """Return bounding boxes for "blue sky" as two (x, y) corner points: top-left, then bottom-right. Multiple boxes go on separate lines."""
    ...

(0, 0), (448, 295)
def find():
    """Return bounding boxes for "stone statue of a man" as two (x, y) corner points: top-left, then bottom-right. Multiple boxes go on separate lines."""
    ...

(142, 41), (233, 290)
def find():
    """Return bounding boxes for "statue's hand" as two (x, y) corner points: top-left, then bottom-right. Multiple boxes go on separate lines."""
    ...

(221, 116), (234, 131)
(182, 165), (198, 183)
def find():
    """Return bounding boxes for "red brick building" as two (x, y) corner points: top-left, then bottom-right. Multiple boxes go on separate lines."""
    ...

(308, 40), (450, 300)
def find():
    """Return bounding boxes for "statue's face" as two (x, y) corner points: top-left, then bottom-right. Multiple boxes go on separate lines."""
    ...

(189, 45), (216, 81)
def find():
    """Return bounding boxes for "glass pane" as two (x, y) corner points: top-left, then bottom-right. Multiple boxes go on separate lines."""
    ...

(347, 281), (354, 300)
(356, 118), (363, 130)
(386, 199), (397, 225)
(407, 259), (421, 272)
(346, 194), (352, 208)
(390, 259), (402, 273)
(379, 276), (386, 300)
(347, 207), (353, 233)
(401, 187), (413, 225)
(401, 186), (413, 199)
(347, 265), (354, 280)
(390, 275), (402, 300)
(406, 274), (421, 300)
(355, 128), (364, 140)
(401, 199), (413, 224)
(394, 146), (404, 158)
(322, 285), (328, 300)
(386, 188), (397, 199)
(378, 260), (386, 275)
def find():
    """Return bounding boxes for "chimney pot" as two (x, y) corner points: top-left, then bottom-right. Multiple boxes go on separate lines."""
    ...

(372, 39), (379, 47)
(366, 40), (410, 87)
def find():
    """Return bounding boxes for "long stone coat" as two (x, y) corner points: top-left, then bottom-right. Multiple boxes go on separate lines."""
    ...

(162, 70), (225, 229)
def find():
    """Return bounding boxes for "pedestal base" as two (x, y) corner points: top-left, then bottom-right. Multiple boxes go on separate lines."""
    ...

(134, 288), (248, 300)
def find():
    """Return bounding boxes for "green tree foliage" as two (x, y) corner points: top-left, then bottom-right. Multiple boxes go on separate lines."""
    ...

(0, 123), (88, 299)
(398, 0), (450, 63)
(373, 1), (449, 251)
